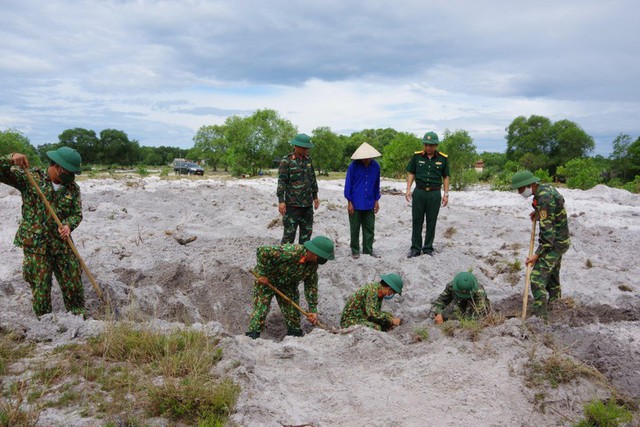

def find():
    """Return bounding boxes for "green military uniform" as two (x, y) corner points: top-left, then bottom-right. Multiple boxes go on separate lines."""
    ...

(277, 151), (318, 244)
(530, 183), (571, 312)
(247, 244), (319, 335)
(0, 156), (85, 317)
(432, 281), (490, 321)
(340, 282), (394, 331)
(406, 150), (450, 254)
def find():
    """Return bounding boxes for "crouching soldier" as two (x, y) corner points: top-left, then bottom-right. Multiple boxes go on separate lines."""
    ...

(432, 272), (490, 324)
(246, 236), (335, 339)
(340, 273), (403, 331)
(1, 148), (85, 318)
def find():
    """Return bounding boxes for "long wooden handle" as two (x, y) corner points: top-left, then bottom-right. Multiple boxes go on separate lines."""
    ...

(23, 168), (104, 301)
(522, 220), (537, 319)
(249, 269), (330, 331)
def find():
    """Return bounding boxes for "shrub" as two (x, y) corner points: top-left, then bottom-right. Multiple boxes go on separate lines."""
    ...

(574, 399), (632, 427)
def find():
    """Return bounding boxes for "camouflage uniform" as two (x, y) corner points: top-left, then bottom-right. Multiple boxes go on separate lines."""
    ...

(432, 281), (490, 321)
(530, 184), (571, 312)
(340, 283), (394, 331)
(0, 157), (84, 317)
(247, 244), (319, 335)
(277, 152), (318, 244)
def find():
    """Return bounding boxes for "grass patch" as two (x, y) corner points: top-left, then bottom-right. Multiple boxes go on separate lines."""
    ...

(0, 323), (239, 426)
(574, 399), (633, 427)
(0, 331), (34, 375)
(443, 226), (457, 238)
(526, 350), (605, 388)
(411, 327), (430, 343)
(585, 259), (593, 268)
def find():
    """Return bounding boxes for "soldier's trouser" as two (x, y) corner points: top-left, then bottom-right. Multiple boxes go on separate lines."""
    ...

(247, 280), (301, 333)
(349, 209), (375, 255)
(22, 249), (85, 317)
(281, 206), (314, 244)
(530, 250), (564, 310)
(341, 319), (383, 331)
(411, 189), (441, 253)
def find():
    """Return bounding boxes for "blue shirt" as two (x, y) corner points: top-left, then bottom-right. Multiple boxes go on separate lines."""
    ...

(344, 160), (381, 211)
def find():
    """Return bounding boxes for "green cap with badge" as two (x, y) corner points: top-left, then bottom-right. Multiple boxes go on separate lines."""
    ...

(421, 131), (439, 145)
(380, 273), (403, 295)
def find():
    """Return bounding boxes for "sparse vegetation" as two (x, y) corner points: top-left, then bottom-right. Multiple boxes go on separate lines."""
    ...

(0, 323), (239, 426)
(443, 226), (457, 238)
(574, 399), (633, 427)
(525, 350), (605, 389)
(586, 259), (593, 268)
(412, 327), (430, 343)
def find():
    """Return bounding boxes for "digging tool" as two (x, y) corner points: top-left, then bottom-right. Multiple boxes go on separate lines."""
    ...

(22, 167), (105, 302)
(522, 219), (537, 319)
(249, 269), (333, 332)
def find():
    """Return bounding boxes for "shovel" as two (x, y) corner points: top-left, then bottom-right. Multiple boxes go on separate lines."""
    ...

(522, 220), (537, 319)
(22, 167), (105, 303)
(249, 269), (333, 332)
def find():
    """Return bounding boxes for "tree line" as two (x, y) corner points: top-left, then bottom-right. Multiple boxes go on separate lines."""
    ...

(1, 109), (639, 193)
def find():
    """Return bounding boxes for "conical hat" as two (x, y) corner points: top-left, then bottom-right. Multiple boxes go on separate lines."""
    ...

(351, 142), (381, 160)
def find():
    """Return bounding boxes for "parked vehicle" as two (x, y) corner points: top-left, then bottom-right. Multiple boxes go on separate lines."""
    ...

(173, 161), (204, 175)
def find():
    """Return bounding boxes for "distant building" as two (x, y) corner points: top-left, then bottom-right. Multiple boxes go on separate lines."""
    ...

(474, 159), (485, 173)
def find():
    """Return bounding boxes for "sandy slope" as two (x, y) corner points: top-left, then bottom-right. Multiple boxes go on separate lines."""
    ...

(1, 176), (639, 426)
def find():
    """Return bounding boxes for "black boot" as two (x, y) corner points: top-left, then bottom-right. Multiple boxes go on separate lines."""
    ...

(245, 331), (260, 339)
(286, 328), (304, 337)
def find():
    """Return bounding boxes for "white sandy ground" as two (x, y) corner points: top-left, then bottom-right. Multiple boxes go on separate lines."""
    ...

(1, 175), (639, 426)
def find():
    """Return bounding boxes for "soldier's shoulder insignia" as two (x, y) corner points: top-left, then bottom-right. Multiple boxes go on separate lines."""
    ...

(539, 209), (548, 220)
(414, 150), (423, 154)
(439, 152), (448, 158)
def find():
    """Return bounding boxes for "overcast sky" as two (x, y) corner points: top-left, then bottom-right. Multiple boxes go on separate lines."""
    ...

(1, 0), (639, 155)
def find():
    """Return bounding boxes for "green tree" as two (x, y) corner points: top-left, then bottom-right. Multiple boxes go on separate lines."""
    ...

(225, 109), (296, 176)
(439, 129), (478, 190)
(380, 132), (421, 179)
(58, 128), (100, 164)
(0, 129), (41, 166)
(192, 125), (229, 171)
(506, 115), (594, 175)
(610, 133), (633, 181)
(311, 127), (344, 174)
(556, 158), (602, 190)
(99, 129), (141, 166)
(628, 137), (640, 178)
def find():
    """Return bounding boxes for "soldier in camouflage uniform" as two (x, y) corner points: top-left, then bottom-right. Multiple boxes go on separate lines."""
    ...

(340, 273), (403, 331)
(277, 133), (319, 244)
(432, 272), (490, 324)
(1, 148), (85, 318)
(246, 235), (335, 339)
(511, 170), (571, 317)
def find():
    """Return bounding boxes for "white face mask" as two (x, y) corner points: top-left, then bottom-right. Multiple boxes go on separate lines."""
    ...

(520, 187), (533, 198)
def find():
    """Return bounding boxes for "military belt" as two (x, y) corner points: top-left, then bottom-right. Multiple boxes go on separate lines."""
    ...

(416, 186), (441, 192)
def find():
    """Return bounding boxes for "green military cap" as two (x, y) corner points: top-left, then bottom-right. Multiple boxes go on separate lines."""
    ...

(380, 273), (403, 295)
(452, 272), (478, 299)
(291, 133), (314, 148)
(304, 235), (335, 262)
(511, 170), (540, 189)
(46, 147), (82, 174)
(421, 131), (439, 145)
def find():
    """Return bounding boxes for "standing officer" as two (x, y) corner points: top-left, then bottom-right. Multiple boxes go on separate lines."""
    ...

(432, 272), (490, 323)
(277, 133), (319, 244)
(511, 170), (570, 317)
(246, 235), (335, 339)
(1, 148), (85, 318)
(405, 131), (450, 257)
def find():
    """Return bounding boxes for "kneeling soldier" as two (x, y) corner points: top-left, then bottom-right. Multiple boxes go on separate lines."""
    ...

(340, 273), (403, 331)
(432, 272), (490, 324)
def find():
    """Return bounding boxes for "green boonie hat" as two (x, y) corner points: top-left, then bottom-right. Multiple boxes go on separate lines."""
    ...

(304, 235), (335, 261)
(380, 273), (403, 295)
(290, 133), (314, 148)
(46, 147), (82, 174)
(421, 131), (439, 145)
(510, 170), (540, 189)
(452, 272), (478, 299)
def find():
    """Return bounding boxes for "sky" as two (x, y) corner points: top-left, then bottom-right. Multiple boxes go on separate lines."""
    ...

(1, 0), (639, 156)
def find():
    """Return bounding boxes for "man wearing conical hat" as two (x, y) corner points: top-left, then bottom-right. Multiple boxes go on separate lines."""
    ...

(344, 142), (382, 259)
